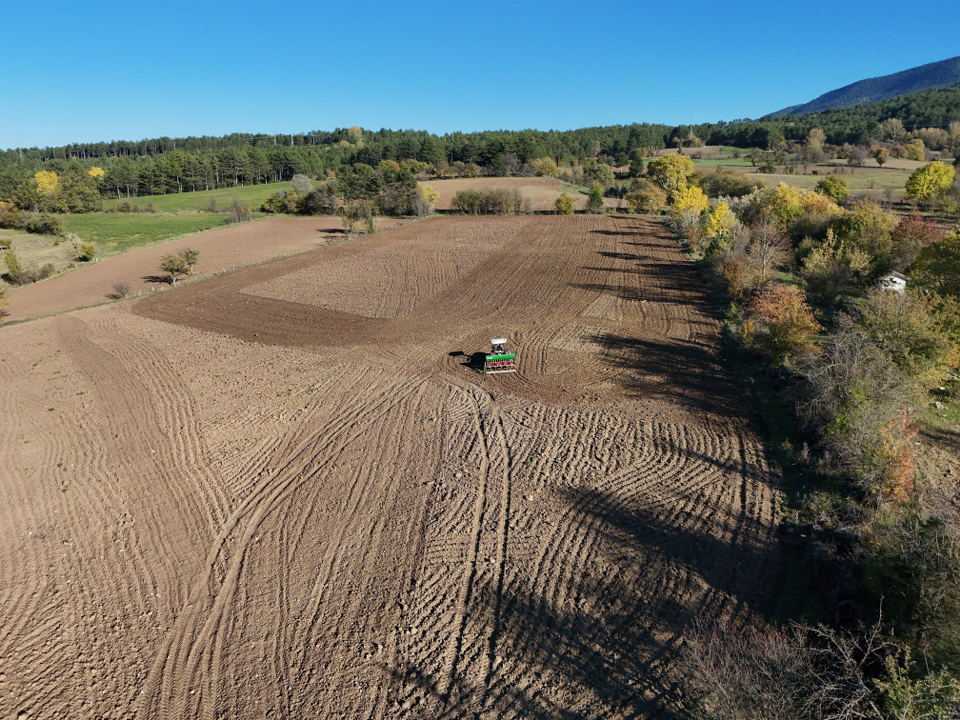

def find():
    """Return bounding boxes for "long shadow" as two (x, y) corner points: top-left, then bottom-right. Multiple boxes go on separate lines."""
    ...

(141, 274), (173, 285)
(596, 332), (742, 418)
(387, 476), (778, 719)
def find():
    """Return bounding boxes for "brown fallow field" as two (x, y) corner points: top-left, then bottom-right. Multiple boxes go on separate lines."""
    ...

(425, 176), (621, 211)
(0, 213), (779, 719)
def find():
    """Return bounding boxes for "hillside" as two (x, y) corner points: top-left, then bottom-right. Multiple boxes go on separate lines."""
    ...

(770, 55), (960, 117)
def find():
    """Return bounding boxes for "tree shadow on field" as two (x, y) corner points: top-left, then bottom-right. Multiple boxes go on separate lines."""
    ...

(596, 332), (743, 418)
(387, 479), (777, 719)
(141, 274), (174, 285)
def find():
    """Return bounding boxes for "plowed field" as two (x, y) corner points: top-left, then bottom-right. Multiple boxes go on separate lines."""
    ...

(0, 214), (780, 719)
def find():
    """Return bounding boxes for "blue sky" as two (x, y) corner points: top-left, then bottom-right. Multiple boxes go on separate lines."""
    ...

(2, 0), (959, 150)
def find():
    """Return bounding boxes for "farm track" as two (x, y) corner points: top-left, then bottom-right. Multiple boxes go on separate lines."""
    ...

(0, 214), (779, 719)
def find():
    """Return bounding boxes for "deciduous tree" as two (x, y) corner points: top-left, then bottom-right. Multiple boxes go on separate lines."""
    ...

(588, 183), (604, 212)
(158, 248), (199, 285)
(34, 170), (58, 196)
(530, 157), (558, 178)
(905, 161), (956, 204)
(555, 192), (574, 215)
(815, 176), (849, 204)
(645, 153), (695, 195)
(748, 285), (821, 364)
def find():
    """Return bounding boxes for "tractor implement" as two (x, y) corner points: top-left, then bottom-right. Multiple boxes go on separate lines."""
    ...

(484, 338), (517, 374)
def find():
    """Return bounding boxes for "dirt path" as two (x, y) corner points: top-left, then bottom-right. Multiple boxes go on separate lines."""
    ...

(0, 215), (779, 719)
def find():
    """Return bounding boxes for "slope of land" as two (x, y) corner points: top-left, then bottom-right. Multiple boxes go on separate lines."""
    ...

(771, 55), (960, 116)
(0, 214), (779, 719)
(2, 216), (396, 323)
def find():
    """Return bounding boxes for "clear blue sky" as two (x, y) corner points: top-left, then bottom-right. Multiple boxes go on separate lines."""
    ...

(2, 0), (959, 150)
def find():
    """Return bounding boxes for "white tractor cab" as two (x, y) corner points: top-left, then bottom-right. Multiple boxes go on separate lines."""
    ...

(484, 338), (516, 374)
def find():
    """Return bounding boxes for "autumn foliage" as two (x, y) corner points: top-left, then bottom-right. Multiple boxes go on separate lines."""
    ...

(747, 285), (821, 364)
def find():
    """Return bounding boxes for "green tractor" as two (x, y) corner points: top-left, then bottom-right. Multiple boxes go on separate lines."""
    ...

(484, 338), (516, 374)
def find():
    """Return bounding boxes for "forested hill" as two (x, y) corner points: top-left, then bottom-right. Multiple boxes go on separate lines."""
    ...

(769, 55), (960, 117)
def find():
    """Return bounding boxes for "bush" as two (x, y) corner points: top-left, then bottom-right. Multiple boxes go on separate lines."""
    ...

(290, 174), (312, 194)
(587, 183), (604, 212)
(815, 176), (849, 204)
(451, 188), (523, 215)
(225, 198), (252, 224)
(106, 201), (145, 214)
(555, 192), (575, 215)
(27, 214), (64, 236)
(698, 168), (762, 198)
(77, 242), (96, 262)
(747, 284), (821, 365)
(625, 184), (667, 215)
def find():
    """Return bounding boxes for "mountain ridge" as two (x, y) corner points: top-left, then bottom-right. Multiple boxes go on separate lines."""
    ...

(768, 55), (960, 117)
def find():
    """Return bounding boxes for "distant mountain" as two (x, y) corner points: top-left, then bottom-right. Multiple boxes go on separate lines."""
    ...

(769, 55), (960, 117)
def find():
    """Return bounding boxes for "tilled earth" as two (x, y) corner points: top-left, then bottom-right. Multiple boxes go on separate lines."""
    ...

(0, 214), (779, 719)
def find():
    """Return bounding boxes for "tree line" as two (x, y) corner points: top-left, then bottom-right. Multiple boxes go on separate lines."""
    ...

(641, 153), (960, 715)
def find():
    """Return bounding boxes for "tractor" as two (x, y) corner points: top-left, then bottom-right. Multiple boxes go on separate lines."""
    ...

(484, 338), (516, 374)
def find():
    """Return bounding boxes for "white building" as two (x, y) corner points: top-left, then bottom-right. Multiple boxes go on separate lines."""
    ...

(879, 272), (908, 294)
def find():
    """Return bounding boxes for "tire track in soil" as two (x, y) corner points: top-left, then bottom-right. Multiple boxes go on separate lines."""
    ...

(137, 368), (420, 719)
(2, 214), (781, 719)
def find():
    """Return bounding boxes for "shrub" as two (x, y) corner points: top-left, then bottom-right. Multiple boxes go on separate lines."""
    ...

(891, 212), (943, 271)
(77, 242), (96, 261)
(555, 192), (575, 215)
(28, 214), (63, 236)
(4, 249), (22, 281)
(625, 184), (667, 215)
(225, 198), (252, 224)
(747, 285), (821, 365)
(588, 183), (604, 212)
(699, 168), (762, 198)
(451, 188), (523, 215)
(290, 174), (312, 194)
(830, 200), (897, 276)
(815, 176), (849, 204)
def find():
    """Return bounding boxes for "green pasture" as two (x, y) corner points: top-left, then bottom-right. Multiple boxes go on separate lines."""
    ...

(103, 180), (308, 213)
(61, 213), (236, 253)
(690, 157), (755, 168)
(752, 169), (913, 195)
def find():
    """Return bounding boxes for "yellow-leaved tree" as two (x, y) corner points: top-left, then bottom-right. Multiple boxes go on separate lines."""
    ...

(88, 166), (105, 179)
(35, 170), (59, 195)
(415, 184), (440, 217)
(646, 153), (695, 195)
(704, 201), (736, 240)
(670, 185), (709, 219)
(530, 157), (558, 178)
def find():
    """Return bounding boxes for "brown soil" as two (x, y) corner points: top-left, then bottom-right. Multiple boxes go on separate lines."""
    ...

(0, 214), (780, 719)
(2, 216), (397, 324)
(424, 177), (621, 211)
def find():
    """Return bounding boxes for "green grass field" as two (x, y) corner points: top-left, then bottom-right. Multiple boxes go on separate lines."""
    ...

(691, 157), (755, 168)
(104, 181), (308, 213)
(751, 169), (913, 195)
(61, 213), (238, 253)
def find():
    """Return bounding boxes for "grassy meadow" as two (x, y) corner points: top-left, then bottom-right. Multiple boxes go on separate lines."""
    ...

(104, 181), (307, 213)
(61, 213), (239, 253)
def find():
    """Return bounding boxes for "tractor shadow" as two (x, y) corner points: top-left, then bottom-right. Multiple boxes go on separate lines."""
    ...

(449, 350), (489, 373)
